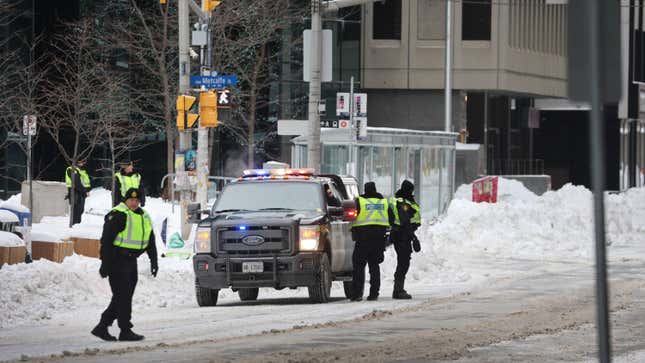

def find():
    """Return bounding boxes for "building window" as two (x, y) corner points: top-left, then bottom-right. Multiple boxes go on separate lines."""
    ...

(373, 0), (402, 40)
(462, 0), (491, 41)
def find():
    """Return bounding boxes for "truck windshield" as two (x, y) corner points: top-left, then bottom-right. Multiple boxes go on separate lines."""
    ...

(214, 182), (323, 213)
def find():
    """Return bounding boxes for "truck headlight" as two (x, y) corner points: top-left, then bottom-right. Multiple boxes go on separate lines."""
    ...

(194, 228), (211, 253)
(299, 225), (320, 251)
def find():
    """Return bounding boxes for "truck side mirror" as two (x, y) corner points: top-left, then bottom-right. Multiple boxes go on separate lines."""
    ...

(187, 203), (202, 224)
(342, 200), (357, 221)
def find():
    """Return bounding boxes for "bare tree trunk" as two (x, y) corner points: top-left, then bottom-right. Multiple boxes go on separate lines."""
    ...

(247, 44), (266, 168)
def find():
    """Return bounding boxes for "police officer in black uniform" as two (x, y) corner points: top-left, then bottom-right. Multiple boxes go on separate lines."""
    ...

(390, 180), (421, 299)
(91, 188), (158, 342)
(350, 182), (395, 301)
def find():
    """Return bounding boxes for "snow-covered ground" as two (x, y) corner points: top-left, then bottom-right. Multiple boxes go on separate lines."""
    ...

(1, 179), (645, 359)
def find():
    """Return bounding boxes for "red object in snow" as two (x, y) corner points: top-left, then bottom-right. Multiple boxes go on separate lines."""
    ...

(472, 176), (498, 203)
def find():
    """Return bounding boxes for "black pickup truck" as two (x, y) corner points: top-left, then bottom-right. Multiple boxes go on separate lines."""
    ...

(189, 168), (359, 305)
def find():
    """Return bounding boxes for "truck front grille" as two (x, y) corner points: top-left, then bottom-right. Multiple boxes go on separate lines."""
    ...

(217, 226), (292, 255)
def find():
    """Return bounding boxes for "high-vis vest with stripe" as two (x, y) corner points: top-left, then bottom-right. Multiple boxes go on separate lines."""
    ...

(352, 197), (390, 228)
(115, 173), (141, 197)
(391, 197), (421, 226)
(112, 203), (152, 250)
(65, 167), (91, 188)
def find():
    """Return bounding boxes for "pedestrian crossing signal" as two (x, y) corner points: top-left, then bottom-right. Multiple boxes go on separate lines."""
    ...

(199, 91), (218, 127)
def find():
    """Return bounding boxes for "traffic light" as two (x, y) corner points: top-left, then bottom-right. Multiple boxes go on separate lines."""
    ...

(204, 0), (222, 12)
(199, 91), (218, 127)
(176, 95), (199, 130)
(160, 0), (166, 4)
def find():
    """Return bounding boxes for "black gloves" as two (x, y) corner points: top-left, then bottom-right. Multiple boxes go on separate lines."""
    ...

(412, 235), (421, 253)
(99, 261), (111, 278)
(150, 259), (158, 277)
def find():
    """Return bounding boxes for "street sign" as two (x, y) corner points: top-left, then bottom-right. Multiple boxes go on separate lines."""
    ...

(318, 99), (326, 116)
(355, 117), (367, 139)
(190, 75), (238, 88)
(336, 93), (367, 117)
(320, 120), (338, 128)
(22, 115), (36, 136)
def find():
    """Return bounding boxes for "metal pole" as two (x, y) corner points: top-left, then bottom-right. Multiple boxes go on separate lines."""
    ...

(588, 1), (611, 361)
(307, 0), (322, 171)
(350, 76), (355, 140)
(444, 0), (452, 133)
(196, 3), (211, 211)
(26, 130), (33, 261)
(178, 0), (192, 239)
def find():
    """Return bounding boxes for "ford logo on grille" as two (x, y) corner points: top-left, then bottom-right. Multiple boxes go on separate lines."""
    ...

(241, 235), (265, 246)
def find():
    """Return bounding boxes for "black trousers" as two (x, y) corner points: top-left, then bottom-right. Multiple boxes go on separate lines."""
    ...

(352, 243), (382, 297)
(69, 193), (85, 225)
(392, 232), (413, 283)
(100, 257), (138, 330)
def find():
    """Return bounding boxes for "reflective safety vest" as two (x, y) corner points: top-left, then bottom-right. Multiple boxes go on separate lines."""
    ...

(112, 203), (152, 250)
(65, 167), (91, 188)
(352, 197), (390, 228)
(391, 197), (421, 226)
(115, 173), (141, 197)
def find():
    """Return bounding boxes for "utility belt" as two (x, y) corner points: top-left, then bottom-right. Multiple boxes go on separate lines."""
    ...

(115, 247), (142, 258)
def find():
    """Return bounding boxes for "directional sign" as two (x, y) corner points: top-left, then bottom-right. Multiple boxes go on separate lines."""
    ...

(190, 75), (238, 88)
(320, 120), (338, 128)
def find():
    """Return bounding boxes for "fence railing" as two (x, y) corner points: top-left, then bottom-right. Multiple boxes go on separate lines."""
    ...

(489, 159), (545, 175)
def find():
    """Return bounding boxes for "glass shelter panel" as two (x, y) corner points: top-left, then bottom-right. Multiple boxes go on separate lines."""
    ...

(421, 148), (441, 217)
(321, 145), (349, 175)
(371, 146), (393, 197)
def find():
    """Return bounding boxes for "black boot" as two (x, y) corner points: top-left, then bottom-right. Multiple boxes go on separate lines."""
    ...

(366, 293), (378, 301)
(119, 329), (145, 341)
(392, 279), (412, 299)
(91, 324), (117, 341)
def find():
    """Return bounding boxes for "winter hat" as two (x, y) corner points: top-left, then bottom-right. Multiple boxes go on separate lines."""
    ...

(364, 182), (377, 195)
(124, 188), (141, 201)
(401, 180), (414, 194)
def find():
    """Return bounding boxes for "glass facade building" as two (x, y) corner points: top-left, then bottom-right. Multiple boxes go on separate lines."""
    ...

(291, 127), (457, 218)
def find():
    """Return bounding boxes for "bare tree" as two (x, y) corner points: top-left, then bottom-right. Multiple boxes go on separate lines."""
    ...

(38, 19), (115, 227)
(211, 0), (304, 168)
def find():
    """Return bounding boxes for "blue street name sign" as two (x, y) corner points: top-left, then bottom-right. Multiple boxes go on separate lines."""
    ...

(190, 75), (238, 88)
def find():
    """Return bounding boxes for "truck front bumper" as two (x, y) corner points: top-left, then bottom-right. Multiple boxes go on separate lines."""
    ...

(193, 253), (323, 290)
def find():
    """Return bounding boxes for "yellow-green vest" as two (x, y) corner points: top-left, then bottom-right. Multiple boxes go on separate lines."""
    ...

(115, 173), (141, 197)
(352, 197), (390, 228)
(391, 197), (421, 226)
(112, 203), (152, 250)
(65, 167), (91, 188)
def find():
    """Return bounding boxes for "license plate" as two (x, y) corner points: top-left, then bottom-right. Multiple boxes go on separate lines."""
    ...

(242, 262), (264, 273)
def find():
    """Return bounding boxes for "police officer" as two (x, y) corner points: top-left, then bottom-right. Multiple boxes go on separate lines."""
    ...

(350, 182), (394, 301)
(65, 160), (91, 225)
(92, 188), (158, 342)
(390, 180), (421, 299)
(113, 161), (145, 207)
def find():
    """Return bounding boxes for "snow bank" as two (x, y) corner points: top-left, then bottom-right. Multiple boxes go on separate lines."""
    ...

(0, 231), (24, 247)
(30, 231), (62, 243)
(0, 254), (196, 329)
(0, 209), (20, 223)
(432, 181), (645, 260)
(454, 177), (538, 203)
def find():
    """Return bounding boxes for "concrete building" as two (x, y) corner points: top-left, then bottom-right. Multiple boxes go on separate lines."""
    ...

(360, 0), (570, 180)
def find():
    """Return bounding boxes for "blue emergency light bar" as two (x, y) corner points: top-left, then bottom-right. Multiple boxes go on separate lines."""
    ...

(241, 168), (315, 178)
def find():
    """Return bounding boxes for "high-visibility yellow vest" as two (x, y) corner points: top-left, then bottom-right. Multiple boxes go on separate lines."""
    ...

(391, 197), (421, 226)
(112, 203), (152, 250)
(351, 197), (390, 228)
(115, 173), (141, 197)
(65, 167), (91, 188)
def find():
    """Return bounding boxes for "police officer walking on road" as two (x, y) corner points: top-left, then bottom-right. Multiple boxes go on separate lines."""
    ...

(390, 180), (422, 299)
(113, 161), (146, 207)
(65, 159), (91, 225)
(350, 182), (394, 301)
(92, 188), (158, 342)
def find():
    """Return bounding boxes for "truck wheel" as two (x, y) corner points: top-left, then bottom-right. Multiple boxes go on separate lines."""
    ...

(195, 278), (219, 307)
(343, 281), (354, 299)
(238, 288), (259, 301)
(308, 254), (332, 303)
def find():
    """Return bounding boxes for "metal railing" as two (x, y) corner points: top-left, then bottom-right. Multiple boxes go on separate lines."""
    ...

(160, 174), (236, 212)
(489, 159), (545, 175)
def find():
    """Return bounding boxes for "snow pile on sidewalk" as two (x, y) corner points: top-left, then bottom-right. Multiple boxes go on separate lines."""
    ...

(431, 179), (645, 260)
(0, 254), (196, 329)
(0, 231), (24, 247)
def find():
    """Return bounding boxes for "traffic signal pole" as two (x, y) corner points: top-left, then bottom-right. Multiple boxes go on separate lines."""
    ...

(196, 0), (212, 213)
(178, 0), (193, 239)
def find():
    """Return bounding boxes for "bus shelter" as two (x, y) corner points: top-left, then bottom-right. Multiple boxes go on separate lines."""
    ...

(291, 127), (458, 218)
